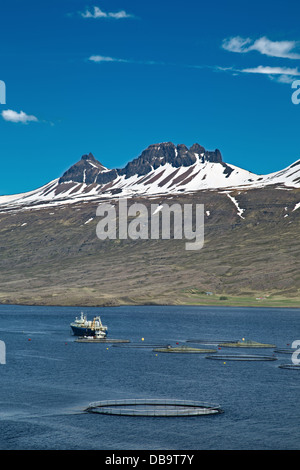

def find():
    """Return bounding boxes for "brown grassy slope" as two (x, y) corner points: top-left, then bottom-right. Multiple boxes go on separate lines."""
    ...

(0, 187), (299, 306)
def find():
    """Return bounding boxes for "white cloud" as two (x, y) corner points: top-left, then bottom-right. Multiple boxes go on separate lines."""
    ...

(269, 74), (297, 84)
(251, 37), (300, 60)
(81, 7), (107, 18)
(108, 10), (132, 19)
(236, 65), (300, 86)
(222, 36), (300, 59)
(89, 55), (115, 62)
(88, 55), (128, 63)
(81, 6), (133, 19)
(222, 36), (252, 54)
(1, 109), (38, 124)
(88, 55), (163, 66)
(241, 66), (300, 76)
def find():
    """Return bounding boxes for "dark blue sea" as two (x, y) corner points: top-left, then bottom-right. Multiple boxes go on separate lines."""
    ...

(0, 304), (299, 450)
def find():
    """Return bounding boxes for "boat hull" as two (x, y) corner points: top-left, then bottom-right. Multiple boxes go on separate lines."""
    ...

(70, 325), (107, 337)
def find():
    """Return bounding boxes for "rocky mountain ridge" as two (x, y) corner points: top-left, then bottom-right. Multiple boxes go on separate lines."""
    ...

(0, 141), (300, 211)
(59, 142), (225, 184)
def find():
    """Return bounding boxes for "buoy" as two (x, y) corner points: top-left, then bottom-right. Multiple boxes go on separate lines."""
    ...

(224, 362), (226, 364)
(242, 338), (245, 341)
(141, 338), (144, 341)
(28, 338), (31, 341)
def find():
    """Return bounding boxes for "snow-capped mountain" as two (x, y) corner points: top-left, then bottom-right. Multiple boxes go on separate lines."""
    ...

(0, 142), (300, 210)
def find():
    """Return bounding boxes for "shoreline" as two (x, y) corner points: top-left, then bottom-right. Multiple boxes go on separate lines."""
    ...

(0, 298), (299, 310)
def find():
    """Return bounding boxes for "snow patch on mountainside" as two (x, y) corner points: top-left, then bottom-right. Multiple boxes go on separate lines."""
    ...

(293, 202), (300, 211)
(226, 193), (245, 219)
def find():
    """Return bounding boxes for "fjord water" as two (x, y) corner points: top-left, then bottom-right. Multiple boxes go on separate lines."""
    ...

(0, 304), (299, 450)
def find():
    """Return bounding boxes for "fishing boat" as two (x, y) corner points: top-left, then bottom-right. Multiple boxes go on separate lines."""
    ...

(70, 312), (108, 337)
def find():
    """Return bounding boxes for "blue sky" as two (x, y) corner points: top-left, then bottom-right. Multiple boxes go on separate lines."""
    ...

(0, 0), (300, 194)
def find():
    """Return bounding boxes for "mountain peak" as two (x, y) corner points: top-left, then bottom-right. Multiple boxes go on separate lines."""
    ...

(81, 152), (97, 162)
(59, 153), (107, 184)
(189, 143), (205, 154)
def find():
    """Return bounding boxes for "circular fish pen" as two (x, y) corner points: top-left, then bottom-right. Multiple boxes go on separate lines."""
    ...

(219, 340), (276, 348)
(274, 348), (293, 354)
(205, 354), (277, 361)
(278, 364), (300, 370)
(85, 399), (223, 417)
(186, 339), (239, 345)
(153, 346), (216, 354)
(112, 343), (170, 349)
(75, 338), (130, 343)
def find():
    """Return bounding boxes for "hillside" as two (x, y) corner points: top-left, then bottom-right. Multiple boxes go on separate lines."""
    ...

(0, 181), (299, 307)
